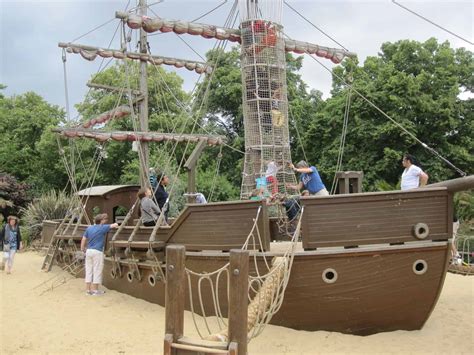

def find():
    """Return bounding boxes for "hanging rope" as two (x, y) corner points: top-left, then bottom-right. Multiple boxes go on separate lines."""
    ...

(184, 206), (304, 343)
(283, 0), (349, 51)
(145, 2), (240, 203)
(207, 145), (224, 202)
(392, 1), (473, 45)
(297, 45), (468, 177)
(330, 84), (353, 195)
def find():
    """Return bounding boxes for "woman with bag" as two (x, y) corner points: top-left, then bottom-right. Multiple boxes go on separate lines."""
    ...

(1, 215), (23, 274)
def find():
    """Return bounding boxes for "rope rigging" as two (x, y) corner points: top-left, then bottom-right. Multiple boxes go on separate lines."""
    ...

(280, 25), (467, 177)
(309, 52), (467, 177)
(392, 0), (473, 46)
(283, 0), (349, 51)
(184, 206), (304, 343)
(330, 84), (353, 195)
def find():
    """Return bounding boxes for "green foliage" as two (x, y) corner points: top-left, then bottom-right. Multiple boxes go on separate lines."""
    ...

(303, 39), (473, 189)
(73, 62), (192, 187)
(0, 172), (31, 218)
(0, 91), (66, 192)
(373, 179), (400, 192)
(1, 38), (472, 209)
(454, 190), (474, 224)
(20, 190), (77, 242)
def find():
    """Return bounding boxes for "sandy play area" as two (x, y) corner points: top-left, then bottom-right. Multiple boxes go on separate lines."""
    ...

(0, 251), (472, 354)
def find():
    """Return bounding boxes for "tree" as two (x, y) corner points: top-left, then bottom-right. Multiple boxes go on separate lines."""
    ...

(0, 172), (30, 220)
(0, 89), (67, 192)
(73, 62), (195, 188)
(302, 38), (473, 190)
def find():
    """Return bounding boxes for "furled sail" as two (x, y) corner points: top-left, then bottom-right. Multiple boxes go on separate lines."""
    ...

(53, 128), (226, 146)
(80, 105), (131, 129)
(115, 12), (356, 64)
(58, 43), (212, 74)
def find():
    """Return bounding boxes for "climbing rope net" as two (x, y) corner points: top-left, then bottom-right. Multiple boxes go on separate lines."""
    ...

(184, 206), (303, 343)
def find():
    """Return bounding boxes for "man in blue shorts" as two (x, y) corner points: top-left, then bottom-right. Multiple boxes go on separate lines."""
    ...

(287, 160), (329, 196)
(80, 213), (118, 295)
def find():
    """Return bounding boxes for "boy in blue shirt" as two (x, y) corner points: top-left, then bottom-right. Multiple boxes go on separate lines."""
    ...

(80, 213), (118, 295)
(287, 160), (329, 196)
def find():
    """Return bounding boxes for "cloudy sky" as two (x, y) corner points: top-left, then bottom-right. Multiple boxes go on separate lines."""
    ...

(1, 0), (472, 119)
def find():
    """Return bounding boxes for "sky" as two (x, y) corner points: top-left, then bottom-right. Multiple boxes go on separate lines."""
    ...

(1, 0), (473, 119)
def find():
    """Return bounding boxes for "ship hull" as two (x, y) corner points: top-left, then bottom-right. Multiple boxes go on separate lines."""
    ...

(98, 242), (449, 335)
(43, 187), (453, 335)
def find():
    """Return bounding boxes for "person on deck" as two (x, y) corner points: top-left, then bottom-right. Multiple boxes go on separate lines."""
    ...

(138, 188), (161, 227)
(282, 190), (309, 221)
(287, 160), (329, 196)
(0, 216), (23, 274)
(154, 171), (170, 223)
(401, 154), (428, 190)
(80, 213), (118, 296)
(195, 193), (207, 204)
(250, 187), (265, 201)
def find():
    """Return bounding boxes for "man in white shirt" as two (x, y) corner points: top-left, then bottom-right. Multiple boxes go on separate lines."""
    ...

(401, 154), (429, 190)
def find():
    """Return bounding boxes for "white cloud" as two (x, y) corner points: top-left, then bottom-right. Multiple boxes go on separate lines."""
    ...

(1, 0), (472, 116)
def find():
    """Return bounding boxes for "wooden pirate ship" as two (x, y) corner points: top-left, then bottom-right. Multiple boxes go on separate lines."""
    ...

(42, 0), (474, 342)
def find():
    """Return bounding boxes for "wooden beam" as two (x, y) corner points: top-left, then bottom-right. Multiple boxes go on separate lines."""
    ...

(165, 245), (186, 342)
(87, 82), (142, 96)
(52, 128), (226, 146)
(427, 175), (474, 192)
(58, 42), (211, 74)
(184, 139), (207, 203)
(228, 249), (249, 355)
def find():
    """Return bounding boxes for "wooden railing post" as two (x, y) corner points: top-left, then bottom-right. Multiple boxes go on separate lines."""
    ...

(165, 245), (186, 345)
(228, 249), (249, 355)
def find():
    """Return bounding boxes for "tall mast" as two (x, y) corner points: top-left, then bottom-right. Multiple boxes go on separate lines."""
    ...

(138, 0), (149, 187)
(238, 0), (296, 198)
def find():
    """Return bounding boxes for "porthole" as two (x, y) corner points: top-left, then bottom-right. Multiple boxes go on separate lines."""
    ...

(126, 271), (134, 283)
(413, 259), (428, 275)
(148, 274), (156, 287)
(413, 223), (429, 240)
(322, 268), (338, 284)
(110, 268), (117, 279)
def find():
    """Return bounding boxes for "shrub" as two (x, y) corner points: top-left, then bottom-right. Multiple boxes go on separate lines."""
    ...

(20, 190), (77, 242)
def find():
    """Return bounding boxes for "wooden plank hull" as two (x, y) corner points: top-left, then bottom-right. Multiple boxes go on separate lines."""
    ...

(46, 188), (452, 335)
(98, 242), (450, 335)
(268, 245), (449, 334)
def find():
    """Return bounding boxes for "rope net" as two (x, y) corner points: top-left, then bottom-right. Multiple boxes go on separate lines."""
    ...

(184, 206), (304, 343)
(239, 0), (283, 24)
(240, 18), (297, 199)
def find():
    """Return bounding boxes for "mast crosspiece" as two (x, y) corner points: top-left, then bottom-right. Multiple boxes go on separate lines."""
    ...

(53, 128), (226, 146)
(115, 13), (356, 63)
(58, 42), (212, 74)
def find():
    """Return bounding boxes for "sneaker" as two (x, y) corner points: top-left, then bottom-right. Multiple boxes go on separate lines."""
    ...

(92, 290), (105, 296)
(85, 290), (93, 296)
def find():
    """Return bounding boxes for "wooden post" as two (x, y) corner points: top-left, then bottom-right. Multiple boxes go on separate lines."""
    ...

(228, 249), (249, 355)
(165, 245), (186, 343)
(138, 0), (149, 187)
(184, 139), (207, 203)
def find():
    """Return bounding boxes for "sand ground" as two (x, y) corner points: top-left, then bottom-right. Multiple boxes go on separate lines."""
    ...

(0, 251), (472, 354)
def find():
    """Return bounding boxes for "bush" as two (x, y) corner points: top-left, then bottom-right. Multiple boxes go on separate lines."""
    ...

(454, 190), (474, 224)
(20, 190), (77, 242)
